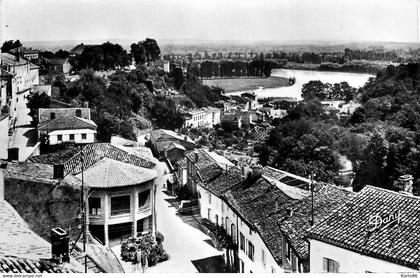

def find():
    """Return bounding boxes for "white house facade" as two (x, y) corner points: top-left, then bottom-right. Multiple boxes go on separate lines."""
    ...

(308, 183), (420, 273)
(47, 129), (96, 145)
(309, 239), (417, 273)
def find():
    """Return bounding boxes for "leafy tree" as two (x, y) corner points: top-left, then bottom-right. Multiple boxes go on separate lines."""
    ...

(301, 80), (329, 100)
(348, 107), (366, 125)
(131, 43), (146, 64)
(26, 92), (51, 126)
(171, 67), (184, 90)
(142, 38), (161, 62)
(39, 51), (56, 59)
(1, 40), (22, 53)
(55, 49), (70, 59)
(131, 38), (161, 64)
(151, 97), (184, 129)
(353, 131), (389, 191)
(73, 42), (129, 71)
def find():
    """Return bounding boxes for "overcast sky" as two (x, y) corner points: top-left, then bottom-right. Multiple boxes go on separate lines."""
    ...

(2, 0), (419, 43)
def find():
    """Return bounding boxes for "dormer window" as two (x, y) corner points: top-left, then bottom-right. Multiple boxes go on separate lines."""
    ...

(75, 109), (82, 117)
(50, 112), (55, 119)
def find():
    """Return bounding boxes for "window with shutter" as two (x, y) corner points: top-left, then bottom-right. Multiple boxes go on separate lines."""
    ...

(248, 241), (255, 261)
(323, 258), (339, 273)
(240, 232), (245, 251)
(261, 249), (266, 269)
(285, 242), (291, 262)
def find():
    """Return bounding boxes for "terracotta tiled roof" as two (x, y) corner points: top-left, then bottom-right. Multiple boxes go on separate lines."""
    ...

(0, 256), (77, 273)
(223, 177), (302, 263)
(29, 143), (156, 176)
(1, 53), (28, 66)
(251, 127), (273, 142)
(203, 167), (242, 196)
(112, 144), (156, 164)
(29, 145), (84, 165)
(0, 201), (51, 260)
(150, 129), (195, 144)
(175, 158), (187, 169)
(38, 116), (97, 132)
(279, 184), (356, 260)
(76, 157), (157, 188)
(38, 108), (91, 123)
(49, 100), (73, 108)
(186, 149), (223, 182)
(308, 186), (420, 270)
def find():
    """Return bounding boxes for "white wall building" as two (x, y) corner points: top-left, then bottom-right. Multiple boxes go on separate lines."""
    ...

(47, 129), (96, 145)
(38, 107), (97, 145)
(164, 60), (170, 73)
(309, 240), (416, 273)
(183, 109), (213, 128)
(195, 162), (315, 273)
(340, 101), (361, 115)
(197, 170), (284, 274)
(320, 100), (346, 110)
(308, 184), (419, 273)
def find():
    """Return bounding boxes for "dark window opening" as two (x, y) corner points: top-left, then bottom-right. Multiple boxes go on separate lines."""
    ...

(240, 232), (245, 251)
(111, 195), (130, 216)
(248, 241), (254, 261)
(138, 190), (150, 211)
(323, 258), (339, 273)
(89, 197), (101, 215)
(286, 242), (291, 261)
(75, 109), (82, 117)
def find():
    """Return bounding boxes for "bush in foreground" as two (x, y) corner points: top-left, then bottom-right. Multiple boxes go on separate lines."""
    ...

(120, 232), (169, 267)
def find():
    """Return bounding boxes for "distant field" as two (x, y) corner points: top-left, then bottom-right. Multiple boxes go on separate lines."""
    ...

(203, 76), (289, 92)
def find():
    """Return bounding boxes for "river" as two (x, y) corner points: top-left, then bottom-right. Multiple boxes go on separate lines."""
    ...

(226, 68), (374, 100)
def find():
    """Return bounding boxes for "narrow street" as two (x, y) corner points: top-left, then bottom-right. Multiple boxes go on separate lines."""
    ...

(112, 161), (224, 273)
(9, 91), (39, 162)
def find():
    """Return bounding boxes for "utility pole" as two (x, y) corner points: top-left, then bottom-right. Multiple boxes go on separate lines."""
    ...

(80, 147), (87, 273)
(310, 173), (316, 226)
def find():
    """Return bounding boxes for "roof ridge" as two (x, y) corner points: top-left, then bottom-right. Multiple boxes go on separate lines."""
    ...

(202, 149), (224, 170)
(363, 185), (420, 200)
(102, 158), (112, 188)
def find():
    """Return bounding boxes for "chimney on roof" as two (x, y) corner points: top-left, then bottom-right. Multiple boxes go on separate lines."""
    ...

(0, 162), (7, 201)
(240, 165), (248, 180)
(250, 164), (262, 180)
(194, 151), (199, 163)
(51, 227), (70, 263)
(53, 164), (65, 179)
(397, 174), (414, 195)
(7, 148), (19, 162)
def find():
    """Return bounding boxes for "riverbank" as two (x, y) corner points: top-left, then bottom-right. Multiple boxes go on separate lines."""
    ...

(283, 60), (394, 75)
(203, 76), (290, 92)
